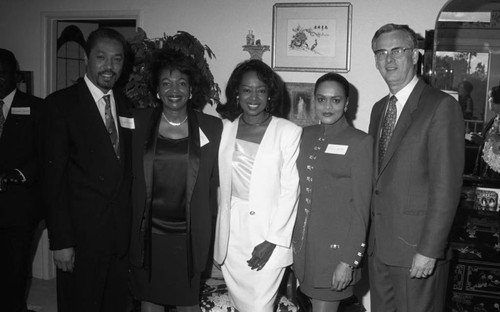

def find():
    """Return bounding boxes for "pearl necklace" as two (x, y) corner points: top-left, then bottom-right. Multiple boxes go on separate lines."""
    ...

(162, 112), (187, 126)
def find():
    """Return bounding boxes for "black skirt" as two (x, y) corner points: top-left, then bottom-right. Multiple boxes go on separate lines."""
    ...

(130, 233), (201, 306)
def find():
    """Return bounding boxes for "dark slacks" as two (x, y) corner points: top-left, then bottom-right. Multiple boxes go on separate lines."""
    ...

(56, 250), (131, 312)
(368, 253), (449, 312)
(0, 223), (37, 312)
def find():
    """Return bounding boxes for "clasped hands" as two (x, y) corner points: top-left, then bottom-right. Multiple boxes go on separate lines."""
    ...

(0, 169), (24, 192)
(247, 240), (276, 271)
(54, 247), (75, 272)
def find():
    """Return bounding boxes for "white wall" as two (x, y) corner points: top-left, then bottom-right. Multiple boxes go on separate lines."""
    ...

(0, 0), (448, 310)
(1, 0), (448, 131)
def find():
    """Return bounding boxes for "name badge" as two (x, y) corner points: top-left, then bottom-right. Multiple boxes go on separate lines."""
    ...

(11, 107), (30, 115)
(325, 144), (348, 155)
(119, 116), (135, 129)
(200, 128), (210, 147)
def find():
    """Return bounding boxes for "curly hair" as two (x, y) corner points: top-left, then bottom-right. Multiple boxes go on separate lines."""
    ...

(217, 59), (289, 121)
(146, 48), (210, 110)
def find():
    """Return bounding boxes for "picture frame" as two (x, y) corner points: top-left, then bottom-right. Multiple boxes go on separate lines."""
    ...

(286, 82), (319, 127)
(17, 71), (33, 95)
(272, 2), (353, 73)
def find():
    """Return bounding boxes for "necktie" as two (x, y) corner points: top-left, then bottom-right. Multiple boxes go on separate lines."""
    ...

(378, 95), (397, 169)
(103, 95), (119, 158)
(0, 100), (5, 138)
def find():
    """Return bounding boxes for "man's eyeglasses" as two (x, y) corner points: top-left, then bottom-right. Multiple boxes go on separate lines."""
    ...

(374, 47), (415, 60)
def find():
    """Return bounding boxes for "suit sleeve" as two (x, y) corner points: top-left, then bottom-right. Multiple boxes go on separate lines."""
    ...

(341, 135), (373, 268)
(418, 96), (464, 259)
(266, 125), (302, 248)
(42, 97), (74, 250)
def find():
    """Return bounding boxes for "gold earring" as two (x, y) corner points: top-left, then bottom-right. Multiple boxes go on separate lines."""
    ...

(156, 93), (160, 99)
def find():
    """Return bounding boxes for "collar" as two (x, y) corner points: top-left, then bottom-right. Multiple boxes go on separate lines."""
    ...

(84, 74), (114, 103)
(390, 75), (419, 108)
(1, 88), (17, 117)
(322, 116), (348, 137)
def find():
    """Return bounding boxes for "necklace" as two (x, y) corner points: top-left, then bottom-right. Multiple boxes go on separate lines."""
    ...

(162, 112), (187, 126)
(241, 114), (271, 126)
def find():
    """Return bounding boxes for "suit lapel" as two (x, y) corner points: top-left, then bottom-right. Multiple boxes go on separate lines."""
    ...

(143, 108), (162, 209)
(186, 110), (201, 211)
(220, 118), (238, 203)
(372, 95), (389, 175)
(378, 79), (425, 176)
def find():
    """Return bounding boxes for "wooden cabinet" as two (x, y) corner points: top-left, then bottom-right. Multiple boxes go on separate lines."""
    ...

(447, 176), (500, 311)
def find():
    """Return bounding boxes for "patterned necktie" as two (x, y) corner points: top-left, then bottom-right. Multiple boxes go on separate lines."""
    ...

(378, 95), (397, 169)
(0, 100), (5, 138)
(103, 95), (119, 158)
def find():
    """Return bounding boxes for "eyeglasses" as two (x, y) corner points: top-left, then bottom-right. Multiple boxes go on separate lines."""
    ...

(374, 47), (414, 60)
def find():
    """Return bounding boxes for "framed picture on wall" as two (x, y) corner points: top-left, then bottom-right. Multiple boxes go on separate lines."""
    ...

(286, 82), (319, 127)
(272, 2), (353, 72)
(17, 71), (33, 95)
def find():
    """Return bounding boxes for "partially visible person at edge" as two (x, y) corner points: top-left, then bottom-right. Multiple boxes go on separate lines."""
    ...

(214, 59), (301, 312)
(128, 48), (222, 312)
(41, 28), (134, 312)
(292, 72), (372, 312)
(0, 48), (44, 312)
(368, 23), (464, 312)
(471, 84), (500, 179)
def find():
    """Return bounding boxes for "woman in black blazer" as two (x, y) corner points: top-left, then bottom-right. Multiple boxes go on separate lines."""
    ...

(128, 48), (222, 312)
(292, 73), (373, 312)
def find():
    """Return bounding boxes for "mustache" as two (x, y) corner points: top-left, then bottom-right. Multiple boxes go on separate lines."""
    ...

(98, 70), (117, 76)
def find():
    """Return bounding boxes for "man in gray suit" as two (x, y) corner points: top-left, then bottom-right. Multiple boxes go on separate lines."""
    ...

(368, 23), (464, 312)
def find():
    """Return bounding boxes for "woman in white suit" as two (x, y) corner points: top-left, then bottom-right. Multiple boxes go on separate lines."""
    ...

(214, 59), (301, 312)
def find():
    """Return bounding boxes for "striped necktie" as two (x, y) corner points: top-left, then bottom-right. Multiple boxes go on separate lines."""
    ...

(103, 95), (119, 158)
(378, 95), (397, 169)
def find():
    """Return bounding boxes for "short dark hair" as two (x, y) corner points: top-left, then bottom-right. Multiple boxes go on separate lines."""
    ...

(0, 48), (18, 72)
(85, 28), (127, 57)
(314, 72), (350, 98)
(371, 23), (418, 51)
(217, 59), (289, 120)
(146, 48), (208, 110)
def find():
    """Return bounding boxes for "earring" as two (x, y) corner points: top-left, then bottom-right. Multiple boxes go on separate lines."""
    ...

(189, 94), (192, 99)
(156, 93), (160, 100)
(236, 96), (240, 105)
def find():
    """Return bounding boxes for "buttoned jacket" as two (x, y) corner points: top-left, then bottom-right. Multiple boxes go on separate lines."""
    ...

(0, 90), (43, 227)
(368, 79), (464, 267)
(292, 117), (373, 287)
(214, 116), (301, 269)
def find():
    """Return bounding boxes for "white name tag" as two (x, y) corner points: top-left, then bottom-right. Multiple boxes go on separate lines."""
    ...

(325, 144), (348, 155)
(119, 116), (135, 129)
(199, 128), (209, 147)
(11, 107), (30, 115)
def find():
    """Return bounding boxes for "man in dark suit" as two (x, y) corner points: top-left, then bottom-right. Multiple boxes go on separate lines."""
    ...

(42, 28), (133, 312)
(367, 24), (464, 312)
(0, 48), (43, 312)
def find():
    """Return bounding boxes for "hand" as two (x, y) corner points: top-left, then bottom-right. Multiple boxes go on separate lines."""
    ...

(409, 253), (436, 279)
(331, 262), (353, 291)
(247, 241), (276, 271)
(54, 247), (75, 272)
(469, 133), (484, 145)
(0, 169), (23, 192)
